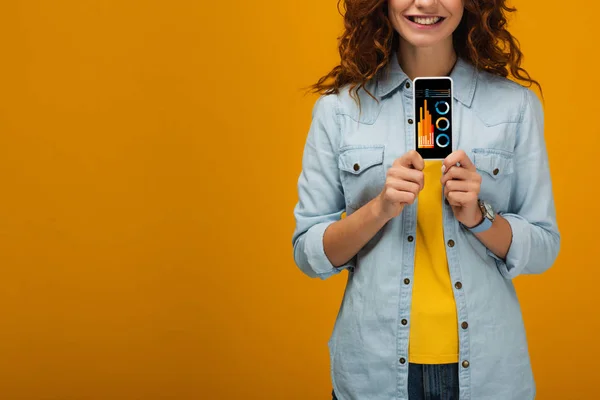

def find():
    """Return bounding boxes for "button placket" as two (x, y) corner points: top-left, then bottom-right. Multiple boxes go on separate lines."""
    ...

(441, 182), (471, 387)
(397, 83), (415, 378)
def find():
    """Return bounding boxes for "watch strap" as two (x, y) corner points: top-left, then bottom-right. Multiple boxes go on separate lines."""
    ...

(468, 215), (493, 233)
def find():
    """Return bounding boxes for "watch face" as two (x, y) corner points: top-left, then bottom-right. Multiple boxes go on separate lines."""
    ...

(484, 202), (495, 218)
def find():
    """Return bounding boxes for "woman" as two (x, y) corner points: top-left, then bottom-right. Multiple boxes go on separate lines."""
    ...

(291, 0), (560, 399)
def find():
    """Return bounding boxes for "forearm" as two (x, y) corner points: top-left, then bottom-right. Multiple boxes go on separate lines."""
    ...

(472, 214), (513, 260)
(323, 198), (390, 267)
(489, 213), (560, 278)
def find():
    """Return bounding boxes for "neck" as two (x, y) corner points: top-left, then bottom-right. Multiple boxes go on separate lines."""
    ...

(397, 36), (457, 80)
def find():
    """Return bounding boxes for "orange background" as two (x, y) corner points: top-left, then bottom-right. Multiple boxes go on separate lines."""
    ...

(0, 1), (597, 399)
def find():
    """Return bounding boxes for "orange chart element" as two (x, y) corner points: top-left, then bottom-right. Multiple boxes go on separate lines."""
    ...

(418, 99), (434, 148)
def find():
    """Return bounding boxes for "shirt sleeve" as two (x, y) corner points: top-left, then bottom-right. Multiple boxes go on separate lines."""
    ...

(291, 94), (356, 280)
(488, 87), (561, 279)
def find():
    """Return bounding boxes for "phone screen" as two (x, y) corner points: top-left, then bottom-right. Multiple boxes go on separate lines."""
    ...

(414, 77), (453, 160)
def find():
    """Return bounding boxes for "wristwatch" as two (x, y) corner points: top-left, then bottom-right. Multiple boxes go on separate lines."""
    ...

(467, 199), (495, 233)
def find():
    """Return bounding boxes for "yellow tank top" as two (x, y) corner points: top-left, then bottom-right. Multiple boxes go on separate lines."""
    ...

(408, 160), (459, 364)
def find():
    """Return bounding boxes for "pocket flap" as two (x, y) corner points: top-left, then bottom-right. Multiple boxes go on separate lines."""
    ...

(338, 146), (385, 175)
(472, 148), (514, 178)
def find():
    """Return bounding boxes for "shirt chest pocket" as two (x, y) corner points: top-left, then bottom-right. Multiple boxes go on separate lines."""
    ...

(338, 145), (386, 211)
(472, 148), (514, 212)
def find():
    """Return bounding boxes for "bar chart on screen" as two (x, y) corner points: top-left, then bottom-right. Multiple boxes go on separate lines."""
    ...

(418, 99), (434, 149)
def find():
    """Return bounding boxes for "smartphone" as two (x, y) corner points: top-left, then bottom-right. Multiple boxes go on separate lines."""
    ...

(413, 77), (453, 160)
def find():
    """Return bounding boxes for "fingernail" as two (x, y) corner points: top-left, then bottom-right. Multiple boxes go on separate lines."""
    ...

(441, 165), (446, 174)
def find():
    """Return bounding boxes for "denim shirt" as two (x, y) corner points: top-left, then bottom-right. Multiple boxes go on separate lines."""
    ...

(291, 53), (560, 400)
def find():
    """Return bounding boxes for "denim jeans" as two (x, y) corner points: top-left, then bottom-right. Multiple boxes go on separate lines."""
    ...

(332, 363), (459, 400)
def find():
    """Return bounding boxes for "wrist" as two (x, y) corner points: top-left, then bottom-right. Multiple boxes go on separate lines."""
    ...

(371, 196), (395, 223)
(461, 205), (484, 229)
(464, 199), (495, 233)
(463, 211), (484, 229)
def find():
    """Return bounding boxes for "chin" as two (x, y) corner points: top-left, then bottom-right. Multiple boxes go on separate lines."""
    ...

(399, 34), (447, 48)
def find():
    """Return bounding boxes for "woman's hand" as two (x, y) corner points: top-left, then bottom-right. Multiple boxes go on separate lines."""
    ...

(441, 150), (484, 228)
(374, 150), (425, 221)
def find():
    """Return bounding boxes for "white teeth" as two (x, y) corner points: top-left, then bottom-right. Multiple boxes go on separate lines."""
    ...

(413, 16), (442, 25)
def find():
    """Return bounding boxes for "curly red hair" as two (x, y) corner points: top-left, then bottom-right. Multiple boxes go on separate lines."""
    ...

(309, 0), (541, 106)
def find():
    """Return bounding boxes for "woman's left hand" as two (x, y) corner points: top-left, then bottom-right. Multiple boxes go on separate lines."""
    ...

(441, 150), (484, 228)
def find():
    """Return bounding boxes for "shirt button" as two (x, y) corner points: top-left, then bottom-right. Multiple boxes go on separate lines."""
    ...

(493, 168), (499, 175)
(399, 357), (406, 364)
(405, 82), (410, 89)
(401, 319), (408, 325)
(461, 321), (469, 329)
(353, 163), (360, 172)
(462, 360), (470, 368)
(404, 278), (410, 285)
(447, 239), (455, 247)
(408, 118), (414, 124)
(407, 235), (414, 242)
(455, 281), (463, 289)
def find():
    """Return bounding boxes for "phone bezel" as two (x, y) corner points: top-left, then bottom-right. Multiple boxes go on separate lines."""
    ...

(412, 76), (454, 161)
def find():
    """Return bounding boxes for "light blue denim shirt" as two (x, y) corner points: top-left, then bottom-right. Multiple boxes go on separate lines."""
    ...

(291, 52), (560, 400)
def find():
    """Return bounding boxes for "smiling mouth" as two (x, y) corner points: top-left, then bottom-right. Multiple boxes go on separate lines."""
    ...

(406, 16), (445, 26)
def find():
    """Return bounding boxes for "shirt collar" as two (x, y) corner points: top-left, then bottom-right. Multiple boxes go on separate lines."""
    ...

(375, 51), (478, 107)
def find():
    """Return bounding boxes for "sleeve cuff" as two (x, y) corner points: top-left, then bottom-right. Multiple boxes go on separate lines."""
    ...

(305, 220), (356, 279)
(486, 213), (532, 279)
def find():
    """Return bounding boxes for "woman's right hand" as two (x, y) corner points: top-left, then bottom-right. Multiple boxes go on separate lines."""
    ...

(375, 150), (425, 221)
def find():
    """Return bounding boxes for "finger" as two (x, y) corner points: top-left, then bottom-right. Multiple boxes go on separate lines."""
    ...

(442, 150), (475, 173)
(444, 179), (480, 193)
(386, 188), (417, 205)
(440, 166), (474, 185)
(386, 177), (421, 195)
(388, 167), (425, 190)
(396, 150), (425, 171)
(446, 191), (478, 207)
